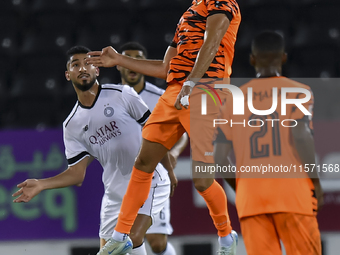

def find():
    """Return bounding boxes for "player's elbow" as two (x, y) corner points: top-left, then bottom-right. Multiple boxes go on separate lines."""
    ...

(157, 65), (169, 80)
(75, 181), (83, 187)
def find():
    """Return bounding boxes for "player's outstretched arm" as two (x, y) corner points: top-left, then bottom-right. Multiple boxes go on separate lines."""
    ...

(12, 156), (90, 203)
(87, 46), (177, 80)
(292, 120), (324, 210)
(187, 13), (230, 81)
(175, 13), (230, 110)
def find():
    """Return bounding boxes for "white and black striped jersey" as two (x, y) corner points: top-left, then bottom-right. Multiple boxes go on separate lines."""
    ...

(63, 84), (168, 206)
(138, 81), (165, 111)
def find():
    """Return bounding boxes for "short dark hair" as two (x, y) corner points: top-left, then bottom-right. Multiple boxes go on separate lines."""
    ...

(66, 45), (91, 60)
(252, 31), (284, 53)
(119, 42), (148, 58)
(66, 45), (91, 68)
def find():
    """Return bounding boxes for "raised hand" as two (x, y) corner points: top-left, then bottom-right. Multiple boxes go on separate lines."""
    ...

(87, 46), (120, 68)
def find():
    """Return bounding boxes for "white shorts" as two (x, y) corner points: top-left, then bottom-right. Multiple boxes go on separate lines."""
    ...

(99, 167), (171, 239)
(146, 198), (173, 235)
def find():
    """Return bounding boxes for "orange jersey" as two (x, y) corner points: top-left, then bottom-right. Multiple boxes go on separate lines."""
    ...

(217, 77), (317, 218)
(167, 0), (241, 84)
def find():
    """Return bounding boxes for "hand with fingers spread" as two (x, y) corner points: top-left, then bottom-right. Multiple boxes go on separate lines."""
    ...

(12, 179), (43, 203)
(87, 46), (120, 67)
(174, 80), (194, 110)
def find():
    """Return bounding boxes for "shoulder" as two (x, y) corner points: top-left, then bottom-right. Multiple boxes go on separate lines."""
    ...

(142, 82), (164, 97)
(283, 78), (312, 91)
(63, 102), (80, 128)
(101, 83), (124, 93)
(121, 84), (140, 99)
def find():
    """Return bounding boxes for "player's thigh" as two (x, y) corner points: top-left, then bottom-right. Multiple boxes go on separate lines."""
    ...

(187, 89), (224, 164)
(240, 214), (282, 255)
(142, 92), (186, 152)
(134, 138), (169, 172)
(274, 213), (321, 255)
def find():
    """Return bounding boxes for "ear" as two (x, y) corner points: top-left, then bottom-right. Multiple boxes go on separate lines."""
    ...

(282, 52), (287, 64)
(65, 71), (70, 81)
(95, 67), (100, 77)
(249, 54), (256, 66)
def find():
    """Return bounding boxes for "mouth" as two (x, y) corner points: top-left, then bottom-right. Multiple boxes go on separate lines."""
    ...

(128, 71), (137, 78)
(78, 74), (90, 79)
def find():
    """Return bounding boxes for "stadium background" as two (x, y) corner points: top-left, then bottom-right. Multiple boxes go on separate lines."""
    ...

(1, 0), (340, 254)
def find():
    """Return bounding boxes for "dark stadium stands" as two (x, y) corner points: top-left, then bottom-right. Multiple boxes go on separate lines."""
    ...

(1, 0), (340, 129)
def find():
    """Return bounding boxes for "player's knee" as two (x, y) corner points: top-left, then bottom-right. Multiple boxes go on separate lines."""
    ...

(148, 236), (167, 253)
(134, 156), (148, 168)
(193, 178), (212, 192)
(134, 156), (156, 173)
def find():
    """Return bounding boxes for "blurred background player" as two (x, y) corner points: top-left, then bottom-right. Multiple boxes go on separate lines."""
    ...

(88, 1), (241, 255)
(12, 46), (175, 255)
(118, 41), (189, 255)
(214, 31), (323, 255)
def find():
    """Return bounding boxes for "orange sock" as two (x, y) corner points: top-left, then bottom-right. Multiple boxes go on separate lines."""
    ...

(198, 180), (232, 237)
(115, 166), (153, 234)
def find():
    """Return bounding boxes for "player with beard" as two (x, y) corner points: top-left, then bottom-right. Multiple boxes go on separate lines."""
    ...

(12, 46), (175, 255)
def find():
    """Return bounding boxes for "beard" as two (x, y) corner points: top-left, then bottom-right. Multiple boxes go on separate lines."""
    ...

(122, 72), (143, 87)
(73, 77), (96, 91)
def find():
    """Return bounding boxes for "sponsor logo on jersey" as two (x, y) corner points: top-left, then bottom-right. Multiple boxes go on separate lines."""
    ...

(104, 106), (114, 117)
(89, 121), (121, 146)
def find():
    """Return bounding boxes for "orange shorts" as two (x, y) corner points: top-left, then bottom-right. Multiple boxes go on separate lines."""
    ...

(240, 213), (321, 255)
(142, 82), (229, 163)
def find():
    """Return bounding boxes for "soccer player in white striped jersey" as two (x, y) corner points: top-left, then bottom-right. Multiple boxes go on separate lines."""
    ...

(12, 46), (175, 255)
(118, 42), (188, 255)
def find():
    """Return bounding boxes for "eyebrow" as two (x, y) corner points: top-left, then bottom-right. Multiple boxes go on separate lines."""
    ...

(125, 54), (144, 58)
(70, 57), (88, 64)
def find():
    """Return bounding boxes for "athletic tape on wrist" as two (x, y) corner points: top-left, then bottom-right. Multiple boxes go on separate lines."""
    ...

(180, 95), (189, 106)
(183, 80), (195, 88)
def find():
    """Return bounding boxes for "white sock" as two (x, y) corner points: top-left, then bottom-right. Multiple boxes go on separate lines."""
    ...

(129, 242), (147, 255)
(112, 230), (128, 242)
(218, 233), (234, 247)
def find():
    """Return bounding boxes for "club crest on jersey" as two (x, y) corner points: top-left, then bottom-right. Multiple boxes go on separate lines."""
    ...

(104, 107), (114, 117)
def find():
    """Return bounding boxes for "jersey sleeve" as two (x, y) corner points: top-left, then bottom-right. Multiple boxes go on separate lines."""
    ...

(206, 0), (240, 21)
(122, 86), (151, 125)
(63, 127), (90, 166)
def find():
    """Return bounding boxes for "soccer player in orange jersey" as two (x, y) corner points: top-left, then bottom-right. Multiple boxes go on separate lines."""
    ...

(87, 1), (241, 254)
(214, 31), (323, 255)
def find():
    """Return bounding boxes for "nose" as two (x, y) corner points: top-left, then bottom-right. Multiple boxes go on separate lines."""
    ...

(79, 65), (87, 72)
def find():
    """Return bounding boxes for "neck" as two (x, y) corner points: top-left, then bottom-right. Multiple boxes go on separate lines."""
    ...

(255, 67), (282, 78)
(76, 81), (99, 107)
(123, 76), (145, 94)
